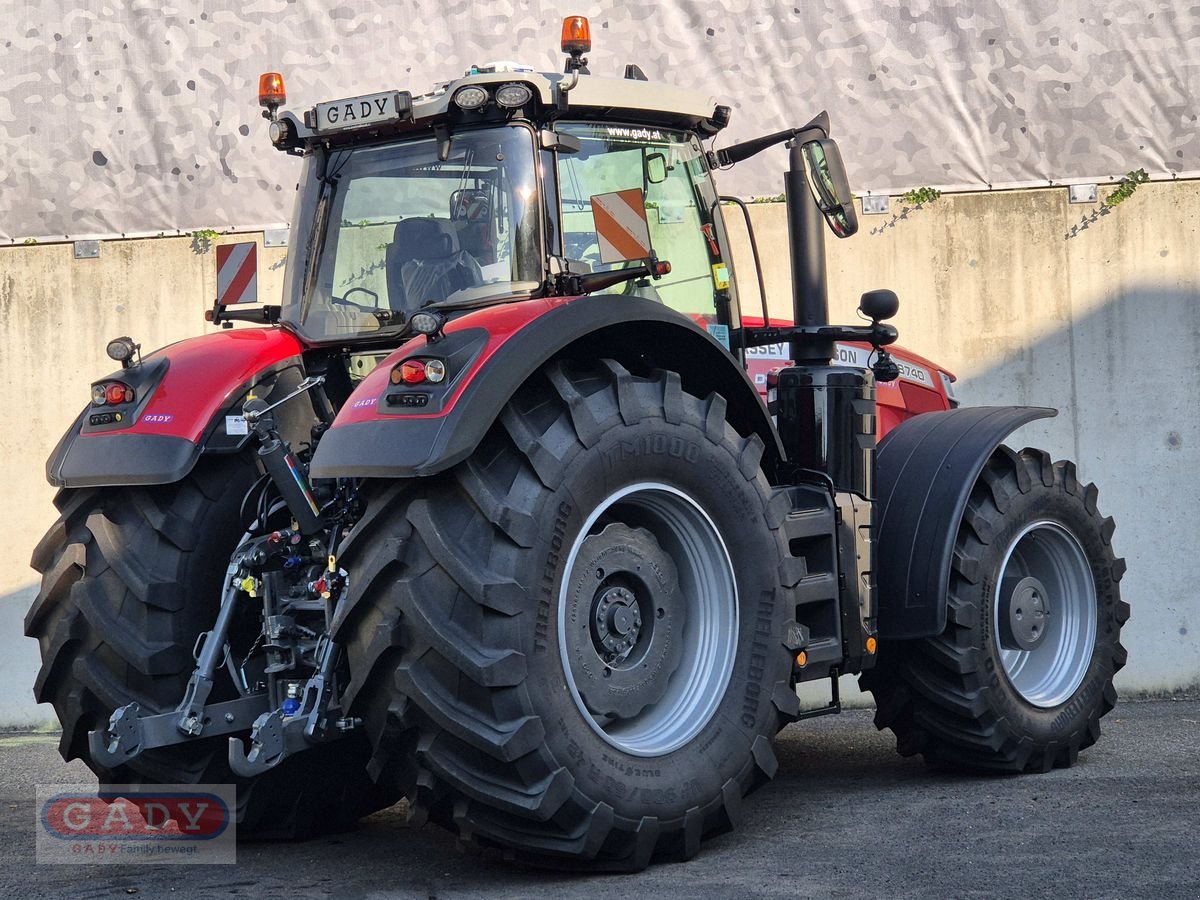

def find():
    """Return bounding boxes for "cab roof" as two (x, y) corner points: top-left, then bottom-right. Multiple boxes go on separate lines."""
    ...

(275, 66), (729, 150)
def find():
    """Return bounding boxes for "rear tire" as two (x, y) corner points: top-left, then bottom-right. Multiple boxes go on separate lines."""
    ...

(335, 360), (797, 868)
(861, 446), (1129, 772)
(26, 456), (392, 838)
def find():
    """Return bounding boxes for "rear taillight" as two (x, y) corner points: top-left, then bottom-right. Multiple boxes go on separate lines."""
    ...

(395, 360), (426, 384)
(92, 381), (135, 406)
(389, 358), (446, 386)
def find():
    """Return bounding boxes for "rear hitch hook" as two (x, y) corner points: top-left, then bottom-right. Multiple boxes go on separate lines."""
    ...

(227, 710), (287, 777)
(87, 702), (145, 768)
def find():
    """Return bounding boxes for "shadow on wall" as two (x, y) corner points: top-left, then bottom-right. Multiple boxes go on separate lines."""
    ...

(951, 283), (1200, 693)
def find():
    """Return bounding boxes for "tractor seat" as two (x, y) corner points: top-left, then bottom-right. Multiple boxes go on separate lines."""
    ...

(385, 217), (482, 314)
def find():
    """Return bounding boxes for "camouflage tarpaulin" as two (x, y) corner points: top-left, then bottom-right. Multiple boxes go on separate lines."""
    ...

(2, 0), (1197, 241)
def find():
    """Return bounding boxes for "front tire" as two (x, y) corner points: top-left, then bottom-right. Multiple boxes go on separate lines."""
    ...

(336, 360), (797, 868)
(862, 446), (1129, 772)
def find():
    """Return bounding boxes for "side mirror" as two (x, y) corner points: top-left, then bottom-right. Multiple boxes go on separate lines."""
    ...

(859, 289), (899, 322)
(644, 151), (668, 185)
(801, 138), (858, 238)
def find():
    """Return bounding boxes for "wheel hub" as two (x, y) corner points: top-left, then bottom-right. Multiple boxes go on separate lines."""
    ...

(562, 523), (684, 720)
(999, 574), (1050, 651)
(592, 585), (643, 660)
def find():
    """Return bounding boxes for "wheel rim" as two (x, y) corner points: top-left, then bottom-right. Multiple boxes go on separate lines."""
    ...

(558, 483), (738, 757)
(992, 521), (1097, 708)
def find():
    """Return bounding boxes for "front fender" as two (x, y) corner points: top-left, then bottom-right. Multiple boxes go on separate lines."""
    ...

(310, 295), (778, 479)
(47, 328), (308, 488)
(875, 406), (1057, 640)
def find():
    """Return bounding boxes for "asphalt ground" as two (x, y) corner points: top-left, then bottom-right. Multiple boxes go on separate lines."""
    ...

(1, 699), (1196, 899)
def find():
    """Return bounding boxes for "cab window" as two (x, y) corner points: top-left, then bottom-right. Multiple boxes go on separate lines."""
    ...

(556, 124), (732, 329)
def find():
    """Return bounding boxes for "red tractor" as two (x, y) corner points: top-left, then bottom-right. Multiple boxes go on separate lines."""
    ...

(28, 18), (1127, 868)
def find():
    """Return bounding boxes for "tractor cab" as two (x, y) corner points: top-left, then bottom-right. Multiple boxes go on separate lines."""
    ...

(244, 20), (837, 365)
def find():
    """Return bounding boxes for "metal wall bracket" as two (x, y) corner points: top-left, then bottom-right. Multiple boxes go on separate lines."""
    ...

(263, 228), (289, 248)
(861, 195), (890, 215)
(1068, 184), (1098, 204)
(74, 240), (100, 259)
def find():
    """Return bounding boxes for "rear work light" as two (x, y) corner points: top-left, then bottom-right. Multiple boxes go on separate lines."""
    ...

(453, 86), (489, 111)
(105, 336), (139, 366)
(495, 83), (533, 108)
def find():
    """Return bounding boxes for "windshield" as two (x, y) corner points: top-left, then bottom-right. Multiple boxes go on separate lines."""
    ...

(281, 126), (543, 342)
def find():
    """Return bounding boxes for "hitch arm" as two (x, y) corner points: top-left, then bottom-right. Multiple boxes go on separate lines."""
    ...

(175, 569), (247, 737)
(227, 635), (357, 777)
(87, 695), (271, 768)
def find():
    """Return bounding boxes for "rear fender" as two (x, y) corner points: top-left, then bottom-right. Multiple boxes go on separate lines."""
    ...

(47, 328), (310, 488)
(875, 406), (1057, 639)
(310, 294), (780, 479)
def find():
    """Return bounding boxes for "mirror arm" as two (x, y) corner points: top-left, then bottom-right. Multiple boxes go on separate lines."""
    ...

(567, 264), (650, 295)
(559, 255), (671, 296)
(706, 112), (830, 168)
(206, 300), (281, 329)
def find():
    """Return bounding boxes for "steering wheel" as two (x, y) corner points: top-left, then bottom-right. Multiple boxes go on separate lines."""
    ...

(580, 242), (603, 270)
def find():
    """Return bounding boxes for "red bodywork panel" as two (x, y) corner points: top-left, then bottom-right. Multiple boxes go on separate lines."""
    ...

(90, 303), (949, 451)
(331, 295), (579, 428)
(740, 316), (955, 438)
(84, 328), (306, 443)
(331, 304), (954, 439)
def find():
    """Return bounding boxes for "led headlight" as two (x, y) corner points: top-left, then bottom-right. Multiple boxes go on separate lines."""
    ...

(453, 86), (489, 110)
(409, 311), (446, 336)
(494, 82), (533, 108)
(106, 336), (138, 363)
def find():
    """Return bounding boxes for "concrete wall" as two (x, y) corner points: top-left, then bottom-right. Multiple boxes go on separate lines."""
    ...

(0, 234), (287, 727)
(2, 181), (1196, 725)
(726, 180), (1200, 700)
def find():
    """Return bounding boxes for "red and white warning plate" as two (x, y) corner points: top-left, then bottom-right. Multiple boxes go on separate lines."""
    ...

(590, 188), (652, 264)
(215, 241), (258, 306)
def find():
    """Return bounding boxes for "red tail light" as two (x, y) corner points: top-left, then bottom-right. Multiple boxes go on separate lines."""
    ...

(396, 360), (427, 384)
(93, 382), (134, 405)
(105, 383), (134, 404)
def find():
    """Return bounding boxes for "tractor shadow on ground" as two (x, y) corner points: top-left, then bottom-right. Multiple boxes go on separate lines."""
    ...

(233, 710), (979, 888)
